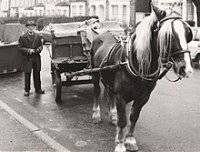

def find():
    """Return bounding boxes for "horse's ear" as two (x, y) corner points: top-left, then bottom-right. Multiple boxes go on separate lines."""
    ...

(151, 4), (166, 21)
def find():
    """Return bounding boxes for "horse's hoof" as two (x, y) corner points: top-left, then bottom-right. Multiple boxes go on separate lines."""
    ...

(92, 115), (101, 124)
(109, 114), (117, 125)
(109, 111), (117, 125)
(92, 111), (101, 124)
(92, 118), (102, 124)
(114, 143), (126, 152)
(125, 137), (138, 151)
(111, 119), (117, 125)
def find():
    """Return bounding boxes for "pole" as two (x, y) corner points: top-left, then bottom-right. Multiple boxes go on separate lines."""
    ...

(8, 0), (11, 18)
(85, 0), (89, 16)
(130, 0), (136, 29)
(105, 0), (109, 21)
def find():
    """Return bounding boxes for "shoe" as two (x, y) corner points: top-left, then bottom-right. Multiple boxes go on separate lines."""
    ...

(24, 91), (29, 96)
(35, 90), (45, 94)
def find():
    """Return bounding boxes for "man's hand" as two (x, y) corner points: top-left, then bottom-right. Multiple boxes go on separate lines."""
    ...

(28, 49), (35, 55)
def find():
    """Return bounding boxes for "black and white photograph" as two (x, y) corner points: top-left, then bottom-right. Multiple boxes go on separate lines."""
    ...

(0, 0), (199, 151)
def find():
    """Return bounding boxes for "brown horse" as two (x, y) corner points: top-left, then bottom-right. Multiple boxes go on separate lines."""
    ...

(90, 5), (193, 152)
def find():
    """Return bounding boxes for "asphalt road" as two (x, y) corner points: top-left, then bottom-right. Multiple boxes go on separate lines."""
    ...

(0, 46), (199, 152)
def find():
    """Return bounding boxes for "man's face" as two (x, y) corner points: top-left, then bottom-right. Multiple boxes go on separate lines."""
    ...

(27, 25), (36, 33)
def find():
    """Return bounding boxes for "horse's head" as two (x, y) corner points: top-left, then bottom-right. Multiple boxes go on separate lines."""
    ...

(153, 5), (193, 78)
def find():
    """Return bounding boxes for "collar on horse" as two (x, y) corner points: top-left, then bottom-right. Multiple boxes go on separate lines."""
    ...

(124, 34), (161, 81)
(99, 35), (172, 82)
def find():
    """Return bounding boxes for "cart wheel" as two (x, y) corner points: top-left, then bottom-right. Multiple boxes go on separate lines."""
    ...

(53, 70), (62, 102)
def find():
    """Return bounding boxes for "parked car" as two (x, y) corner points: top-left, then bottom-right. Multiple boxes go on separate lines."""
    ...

(188, 27), (200, 68)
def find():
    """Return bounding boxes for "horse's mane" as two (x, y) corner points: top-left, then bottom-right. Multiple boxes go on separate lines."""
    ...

(133, 9), (185, 75)
(133, 12), (158, 74)
(157, 19), (173, 59)
(157, 11), (186, 59)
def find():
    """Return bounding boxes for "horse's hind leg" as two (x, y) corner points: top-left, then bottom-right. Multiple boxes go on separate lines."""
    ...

(108, 93), (117, 125)
(92, 74), (104, 124)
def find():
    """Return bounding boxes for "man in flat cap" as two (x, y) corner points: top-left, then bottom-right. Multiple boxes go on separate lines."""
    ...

(18, 20), (45, 96)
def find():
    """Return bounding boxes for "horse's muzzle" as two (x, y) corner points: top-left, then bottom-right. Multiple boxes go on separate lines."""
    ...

(177, 63), (193, 78)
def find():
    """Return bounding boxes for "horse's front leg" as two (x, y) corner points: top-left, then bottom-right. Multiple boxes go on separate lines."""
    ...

(114, 95), (127, 152)
(125, 98), (149, 151)
(92, 75), (104, 124)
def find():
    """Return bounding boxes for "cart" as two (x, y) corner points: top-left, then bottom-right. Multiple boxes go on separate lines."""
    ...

(0, 42), (21, 74)
(46, 22), (126, 102)
(47, 22), (92, 102)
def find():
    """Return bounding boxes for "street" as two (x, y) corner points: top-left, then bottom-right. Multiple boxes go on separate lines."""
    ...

(0, 46), (199, 152)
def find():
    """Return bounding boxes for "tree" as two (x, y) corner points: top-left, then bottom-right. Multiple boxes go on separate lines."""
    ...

(191, 0), (200, 26)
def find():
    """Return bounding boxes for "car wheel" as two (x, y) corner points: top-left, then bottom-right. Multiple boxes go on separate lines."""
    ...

(195, 55), (200, 69)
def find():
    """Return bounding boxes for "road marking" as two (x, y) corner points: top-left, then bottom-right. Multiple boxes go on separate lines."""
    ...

(0, 99), (71, 152)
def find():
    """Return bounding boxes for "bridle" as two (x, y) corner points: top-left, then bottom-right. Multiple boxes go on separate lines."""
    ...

(159, 16), (192, 82)
(124, 16), (191, 82)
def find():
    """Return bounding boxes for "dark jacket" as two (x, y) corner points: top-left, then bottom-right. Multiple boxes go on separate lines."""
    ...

(18, 32), (43, 73)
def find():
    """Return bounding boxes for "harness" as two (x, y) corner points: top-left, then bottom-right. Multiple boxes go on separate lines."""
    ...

(99, 16), (191, 82)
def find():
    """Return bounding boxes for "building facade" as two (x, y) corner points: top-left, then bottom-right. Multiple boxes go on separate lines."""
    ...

(88, 0), (131, 23)
(157, 0), (197, 25)
(0, 0), (197, 26)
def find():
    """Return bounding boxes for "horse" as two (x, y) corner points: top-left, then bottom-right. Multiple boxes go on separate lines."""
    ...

(90, 4), (193, 152)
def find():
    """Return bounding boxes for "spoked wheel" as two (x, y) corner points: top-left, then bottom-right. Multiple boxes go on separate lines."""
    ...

(53, 69), (62, 102)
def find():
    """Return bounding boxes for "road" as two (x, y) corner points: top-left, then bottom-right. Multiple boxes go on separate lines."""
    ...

(0, 45), (199, 152)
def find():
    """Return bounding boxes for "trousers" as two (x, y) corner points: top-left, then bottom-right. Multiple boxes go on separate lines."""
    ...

(24, 63), (41, 92)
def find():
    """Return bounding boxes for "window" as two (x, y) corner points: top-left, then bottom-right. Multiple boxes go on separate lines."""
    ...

(39, 10), (42, 16)
(99, 5), (104, 20)
(52, 9), (55, 16)
(47, 10), (50, 16)
(112, 5), (119, 20)
(57, 9), (61, 16)
(122, 5), (127, 22)
(71, 5), (77, 16)
(90, 5), (96, 16)
(64, 10), (67, 16)
(79, 5), (84, 16)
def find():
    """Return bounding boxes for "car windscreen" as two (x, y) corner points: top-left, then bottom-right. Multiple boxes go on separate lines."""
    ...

(193, 29), (200, 41)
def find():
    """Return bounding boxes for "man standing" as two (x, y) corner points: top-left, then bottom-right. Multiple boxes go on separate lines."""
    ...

(18, 20), (45, 96)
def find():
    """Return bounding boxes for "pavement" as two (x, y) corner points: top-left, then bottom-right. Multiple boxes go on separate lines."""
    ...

(0, 102), (54, 151)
